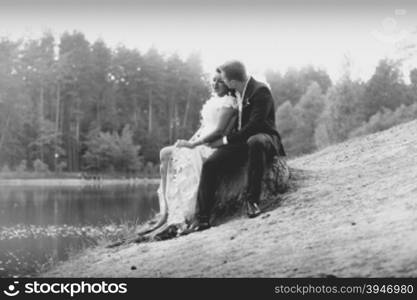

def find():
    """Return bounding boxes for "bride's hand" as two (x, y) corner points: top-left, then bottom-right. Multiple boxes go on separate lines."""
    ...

(183, 141), (195, 148)
(175, 140), (193, 148)
(174, 140), (183, 147)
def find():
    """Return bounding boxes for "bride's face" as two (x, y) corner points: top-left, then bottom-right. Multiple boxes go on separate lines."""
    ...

(212, 74), (228, 97)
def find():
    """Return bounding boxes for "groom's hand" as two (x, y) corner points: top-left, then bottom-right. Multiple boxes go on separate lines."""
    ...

(208, 138), (224, 148)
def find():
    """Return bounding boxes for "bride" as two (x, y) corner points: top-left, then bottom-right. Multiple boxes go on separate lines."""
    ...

(143, 70), (238, 236)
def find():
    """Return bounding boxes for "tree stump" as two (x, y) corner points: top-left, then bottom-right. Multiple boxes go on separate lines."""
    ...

(210, 155), (290, 225)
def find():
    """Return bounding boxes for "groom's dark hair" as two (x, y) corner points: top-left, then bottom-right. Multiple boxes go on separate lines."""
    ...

(219, 60), (247, 82)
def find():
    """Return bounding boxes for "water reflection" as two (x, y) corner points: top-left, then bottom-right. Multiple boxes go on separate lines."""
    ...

(0, 184), (159, 277)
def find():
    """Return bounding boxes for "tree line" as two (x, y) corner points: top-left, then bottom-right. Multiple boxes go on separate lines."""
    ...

(0, 31), (416, 175)
(272, 60), (417, 156)
(0, 32), (210, 175)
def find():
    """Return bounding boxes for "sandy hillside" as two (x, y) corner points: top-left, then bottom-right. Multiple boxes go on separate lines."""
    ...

(44, 120), (417, 277)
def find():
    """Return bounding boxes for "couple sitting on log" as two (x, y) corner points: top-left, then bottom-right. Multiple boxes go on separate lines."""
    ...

(141, 60), (289, 240)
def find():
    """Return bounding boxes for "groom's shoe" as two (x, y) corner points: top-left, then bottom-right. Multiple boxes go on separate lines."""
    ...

(180, 219), (210, 235)
(246, 202), (261, 218)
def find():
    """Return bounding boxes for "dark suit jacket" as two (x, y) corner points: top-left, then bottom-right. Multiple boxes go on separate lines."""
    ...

(226, 77), (286, 156)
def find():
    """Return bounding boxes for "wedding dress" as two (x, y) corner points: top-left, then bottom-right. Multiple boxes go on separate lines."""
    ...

(157, 94), (237, 227)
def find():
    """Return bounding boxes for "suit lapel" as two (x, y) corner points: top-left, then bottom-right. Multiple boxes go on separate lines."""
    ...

(242, 77), (256, 107)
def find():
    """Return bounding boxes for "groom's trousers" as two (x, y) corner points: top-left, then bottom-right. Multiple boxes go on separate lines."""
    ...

(196, 133), (278, 221)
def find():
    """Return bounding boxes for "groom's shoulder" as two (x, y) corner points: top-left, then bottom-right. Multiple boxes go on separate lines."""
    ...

(252, 80), (272, 98)
(250, 77), (270, 91)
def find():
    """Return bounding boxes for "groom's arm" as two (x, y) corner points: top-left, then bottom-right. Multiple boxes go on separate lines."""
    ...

(225, 86), (273, 145)
(208, 138), (224, 148)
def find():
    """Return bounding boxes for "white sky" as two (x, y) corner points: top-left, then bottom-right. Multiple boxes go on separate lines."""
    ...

(0, 0), (416, 82)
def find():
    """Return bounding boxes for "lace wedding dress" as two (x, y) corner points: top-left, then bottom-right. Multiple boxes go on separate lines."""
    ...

(157, 94), (237, 227)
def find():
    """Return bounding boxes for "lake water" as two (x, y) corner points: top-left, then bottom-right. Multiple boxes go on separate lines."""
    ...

(0, 183), (159, 277)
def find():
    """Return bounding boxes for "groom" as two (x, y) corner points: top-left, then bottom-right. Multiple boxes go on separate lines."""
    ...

(189, 60), (286, 232)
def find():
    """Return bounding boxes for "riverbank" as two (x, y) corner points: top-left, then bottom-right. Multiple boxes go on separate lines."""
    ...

(43, 120), (417, 277)
(0, 178), (159, 187)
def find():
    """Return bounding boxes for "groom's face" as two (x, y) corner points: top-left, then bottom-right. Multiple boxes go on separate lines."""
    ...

(220, 70), (235, 89)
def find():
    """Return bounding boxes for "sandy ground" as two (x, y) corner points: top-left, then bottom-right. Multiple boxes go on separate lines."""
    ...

(43, 120), (417, 277)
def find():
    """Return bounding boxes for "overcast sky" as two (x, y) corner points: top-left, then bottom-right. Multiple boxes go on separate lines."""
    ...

(0, 0), (416, 81)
